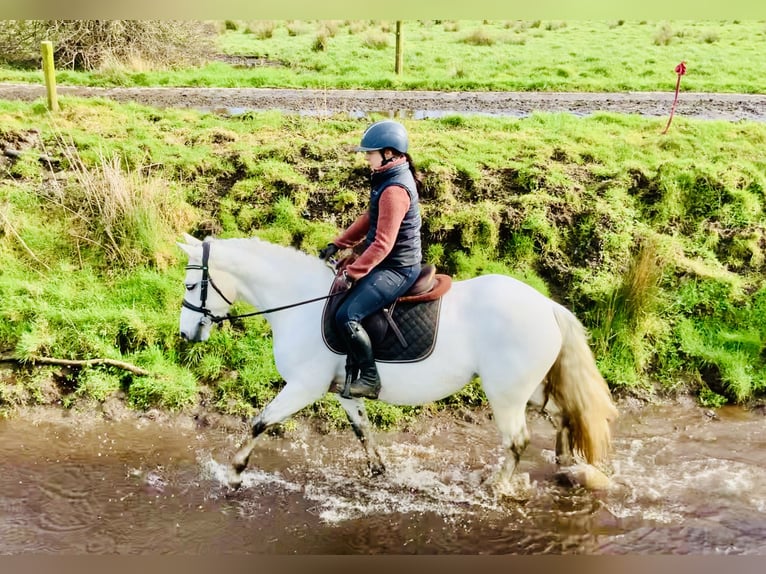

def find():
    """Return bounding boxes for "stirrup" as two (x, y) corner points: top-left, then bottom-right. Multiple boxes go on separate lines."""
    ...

(347, 377), (381, 399)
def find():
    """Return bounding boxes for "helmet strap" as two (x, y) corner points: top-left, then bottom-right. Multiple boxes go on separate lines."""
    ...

(380, 149), (395, 166)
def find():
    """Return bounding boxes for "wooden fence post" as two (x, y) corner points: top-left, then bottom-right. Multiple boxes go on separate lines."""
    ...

(40, 41), (59, 112)
(395, 21), (403, 75)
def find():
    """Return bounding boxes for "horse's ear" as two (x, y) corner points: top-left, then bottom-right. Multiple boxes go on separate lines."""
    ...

(182, 233), (202, 245)
(177, 242), (196, 257)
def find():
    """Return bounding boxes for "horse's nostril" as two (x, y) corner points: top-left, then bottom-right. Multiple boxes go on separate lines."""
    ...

(180, 331), (189, 341)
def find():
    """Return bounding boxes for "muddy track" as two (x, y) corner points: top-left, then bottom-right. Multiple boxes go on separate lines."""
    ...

(1, 82), (765, 121)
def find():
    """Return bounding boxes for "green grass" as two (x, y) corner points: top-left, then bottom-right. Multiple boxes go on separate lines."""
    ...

(1, 95), (765, 423)
(2, 20), (766, 92)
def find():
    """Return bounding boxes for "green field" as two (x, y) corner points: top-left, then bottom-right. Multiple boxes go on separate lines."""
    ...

(1, 20), (765, 92)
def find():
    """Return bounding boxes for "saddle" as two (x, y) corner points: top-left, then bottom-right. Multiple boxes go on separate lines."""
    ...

(322, 260), (452, 363)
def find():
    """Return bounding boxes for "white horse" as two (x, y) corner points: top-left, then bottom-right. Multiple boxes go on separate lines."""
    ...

(177, 234), (618, 490)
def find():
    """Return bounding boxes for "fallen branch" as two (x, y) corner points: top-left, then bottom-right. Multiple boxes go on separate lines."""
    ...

(0, 354), (150, 376)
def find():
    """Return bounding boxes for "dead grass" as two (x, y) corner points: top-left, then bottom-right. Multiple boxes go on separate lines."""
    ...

(43, 131), (196, 268)
(0, 20), (215, 70)
(462, 29), (496, 46)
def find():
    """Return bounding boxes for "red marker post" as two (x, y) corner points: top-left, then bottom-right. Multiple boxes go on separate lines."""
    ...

(661, 61), (687, 134)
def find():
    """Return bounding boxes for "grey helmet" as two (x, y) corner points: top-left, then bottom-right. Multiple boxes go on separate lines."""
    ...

(354, 120), (409, 154)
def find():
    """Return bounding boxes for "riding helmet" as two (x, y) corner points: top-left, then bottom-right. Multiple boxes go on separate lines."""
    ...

(354, 120), (409, 154)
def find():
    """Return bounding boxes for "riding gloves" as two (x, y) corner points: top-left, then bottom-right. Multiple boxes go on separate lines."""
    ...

(318, 243), (339, 261)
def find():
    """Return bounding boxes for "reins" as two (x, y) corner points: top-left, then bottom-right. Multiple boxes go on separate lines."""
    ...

(182, 240), (342, 324)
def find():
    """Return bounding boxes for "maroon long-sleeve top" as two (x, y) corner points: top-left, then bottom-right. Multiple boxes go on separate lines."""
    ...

(332, 157), (412, 281)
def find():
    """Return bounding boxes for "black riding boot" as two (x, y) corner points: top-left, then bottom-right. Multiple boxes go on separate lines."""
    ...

(340, 320), (381, 399)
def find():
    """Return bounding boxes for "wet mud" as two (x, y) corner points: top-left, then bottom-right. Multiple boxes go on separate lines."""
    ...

(1, 83), (765, 122)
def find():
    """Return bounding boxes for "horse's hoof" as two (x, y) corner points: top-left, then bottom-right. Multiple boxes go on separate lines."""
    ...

(485, 472), (533, 501)
(370, 463), (386, 477)
(227, 467), (243, 490)
(555, 464), (611, 490)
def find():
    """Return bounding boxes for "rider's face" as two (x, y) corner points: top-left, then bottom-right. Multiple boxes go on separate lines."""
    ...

(364, 150), (392, 170)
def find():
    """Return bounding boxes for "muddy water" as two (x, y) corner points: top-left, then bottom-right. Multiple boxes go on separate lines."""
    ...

(0, 399), (764, 554)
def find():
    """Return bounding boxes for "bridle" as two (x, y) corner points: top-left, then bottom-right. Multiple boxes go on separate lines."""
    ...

(182, 240), (233, 325)
(182, 240), (342, 327)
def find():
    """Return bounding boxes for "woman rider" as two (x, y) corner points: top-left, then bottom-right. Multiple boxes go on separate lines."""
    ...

(318, 120), (423, 399)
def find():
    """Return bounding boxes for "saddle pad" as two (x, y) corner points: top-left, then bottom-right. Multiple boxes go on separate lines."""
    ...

(322, 298), (442, 363)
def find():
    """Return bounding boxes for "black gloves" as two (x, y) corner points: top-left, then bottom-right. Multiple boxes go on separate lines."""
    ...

(318, 243), (339, 261)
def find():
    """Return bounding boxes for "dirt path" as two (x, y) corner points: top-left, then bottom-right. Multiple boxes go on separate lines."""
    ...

(2, 82), (765, 121)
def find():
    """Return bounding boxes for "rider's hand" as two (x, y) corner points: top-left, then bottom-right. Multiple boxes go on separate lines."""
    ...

(318, 243), (339, 261)
(333, 269), (355, 292)
(341, 270), (355, 290)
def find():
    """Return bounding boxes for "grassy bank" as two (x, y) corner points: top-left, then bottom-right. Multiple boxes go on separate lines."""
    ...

(1, 96), (765, 426)
(1, 20), (765, 93)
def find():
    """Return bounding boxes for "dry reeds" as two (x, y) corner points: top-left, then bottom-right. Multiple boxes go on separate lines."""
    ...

(44, 132), (196, 268)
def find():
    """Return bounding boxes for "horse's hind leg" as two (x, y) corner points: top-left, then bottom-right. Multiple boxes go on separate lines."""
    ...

(487, 401), (530, 484)
(533, 382), (575, 468)
(338, 396), (385, 476)
(554, 415), (575, 467)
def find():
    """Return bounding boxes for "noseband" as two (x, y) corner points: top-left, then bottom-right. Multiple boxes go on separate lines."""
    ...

(182, 240), (233, 325)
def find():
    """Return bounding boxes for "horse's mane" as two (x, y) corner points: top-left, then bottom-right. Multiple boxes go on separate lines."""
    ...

(216, 236), (329, 281)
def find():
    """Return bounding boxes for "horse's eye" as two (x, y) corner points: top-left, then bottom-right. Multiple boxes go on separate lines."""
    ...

(185, 283), (197, 291)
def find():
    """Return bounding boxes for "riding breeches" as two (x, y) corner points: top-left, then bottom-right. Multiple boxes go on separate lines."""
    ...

(334, 264), (420, 328)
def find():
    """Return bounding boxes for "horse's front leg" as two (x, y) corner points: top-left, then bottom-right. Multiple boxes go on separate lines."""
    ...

(229, 381), (325, 489)
(338, 396), (385, 476)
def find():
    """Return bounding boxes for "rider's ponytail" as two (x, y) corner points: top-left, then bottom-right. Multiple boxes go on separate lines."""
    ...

(403, 152), (423, 191)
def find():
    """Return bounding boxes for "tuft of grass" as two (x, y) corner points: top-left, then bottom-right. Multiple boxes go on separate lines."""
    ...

(544, 21), (567, 31)
(74, 368), (123, 402)
(312, 33), (329, 52)
(590, 236), (667, 384)
(362, 31), (389, 49)
(246, 20), (276, 40)
(346, 20), (368, 35)
(286, 21), (311, 37)
(48, 133), (197, 269)
(653, 23), (675, 45)
(462, 29), (495, 46)
(318, 21), (340, 38)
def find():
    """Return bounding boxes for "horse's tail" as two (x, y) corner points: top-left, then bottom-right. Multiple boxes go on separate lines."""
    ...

(544, 304), (618, 465)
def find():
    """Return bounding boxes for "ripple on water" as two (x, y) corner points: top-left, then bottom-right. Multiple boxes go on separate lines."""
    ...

(1, 402), (764, 554)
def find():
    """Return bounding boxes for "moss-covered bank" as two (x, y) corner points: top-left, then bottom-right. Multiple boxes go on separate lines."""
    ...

(1, 97), (765, 426)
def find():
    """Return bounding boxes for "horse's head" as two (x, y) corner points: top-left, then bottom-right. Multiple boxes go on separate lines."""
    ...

(177, 234), (236, 342)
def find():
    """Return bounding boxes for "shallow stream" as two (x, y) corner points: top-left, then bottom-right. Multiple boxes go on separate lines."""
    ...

(1, 399), (764, 554)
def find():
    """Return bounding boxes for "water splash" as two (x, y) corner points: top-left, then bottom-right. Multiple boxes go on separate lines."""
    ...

(199, 454), (301, 492)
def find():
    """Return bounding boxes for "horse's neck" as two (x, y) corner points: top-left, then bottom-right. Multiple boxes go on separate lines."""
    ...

(216, 238), (332, 315)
